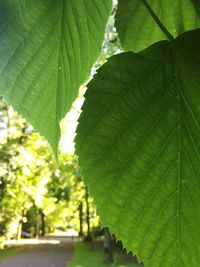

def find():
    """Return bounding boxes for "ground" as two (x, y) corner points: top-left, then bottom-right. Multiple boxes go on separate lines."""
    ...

(0, 237), (73, 267)
(0, 237), (142, 267)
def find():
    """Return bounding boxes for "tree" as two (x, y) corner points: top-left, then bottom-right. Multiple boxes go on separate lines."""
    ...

(0, 100), (32, 242)
(0, 1), (200, 266)
(0, 102), (99, 241)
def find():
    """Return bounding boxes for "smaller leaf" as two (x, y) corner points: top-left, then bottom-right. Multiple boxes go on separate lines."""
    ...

(115, 0), (200, 52)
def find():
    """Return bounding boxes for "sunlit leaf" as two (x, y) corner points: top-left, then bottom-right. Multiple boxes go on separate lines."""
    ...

(115, 0), (200, 52)
(0, 0), (112, 153)
(76, 30), (200, 266)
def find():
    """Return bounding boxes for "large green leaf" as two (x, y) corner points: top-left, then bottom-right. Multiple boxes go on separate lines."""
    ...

(76, 30), (200, 266)
(0, 0), (112, 153)
(115, 0), (200, 52)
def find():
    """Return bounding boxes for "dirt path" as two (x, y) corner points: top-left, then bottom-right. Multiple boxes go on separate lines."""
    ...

(0, 238), (74, 267)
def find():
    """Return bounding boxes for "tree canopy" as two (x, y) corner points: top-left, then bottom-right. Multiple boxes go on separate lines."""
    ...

(0, 101), (98, 244)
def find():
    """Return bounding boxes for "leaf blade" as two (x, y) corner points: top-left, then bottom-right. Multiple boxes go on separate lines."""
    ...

(115, 0), (200, 52)
(76, 30), (200, 266)
(0, 0), (112, 153)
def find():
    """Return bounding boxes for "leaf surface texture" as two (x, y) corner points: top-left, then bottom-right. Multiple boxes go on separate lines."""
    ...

(0, 0), (112, 152)
(76, 30), (200, 266)
(115, 0), (200, 52)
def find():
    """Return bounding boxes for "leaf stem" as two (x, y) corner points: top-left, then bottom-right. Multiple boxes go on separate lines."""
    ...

(142, 0), (174, 41)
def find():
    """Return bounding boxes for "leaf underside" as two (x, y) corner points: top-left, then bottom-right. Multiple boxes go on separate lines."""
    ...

(76, 30), (200, 266)
(0, 0), (112, 153)
(115, 0), (200, 52)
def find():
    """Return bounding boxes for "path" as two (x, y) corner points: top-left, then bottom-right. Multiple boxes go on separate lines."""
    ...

(0, 237), (74, 267)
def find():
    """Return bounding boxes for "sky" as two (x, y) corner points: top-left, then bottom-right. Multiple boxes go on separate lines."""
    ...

(59, 93), (85, 155)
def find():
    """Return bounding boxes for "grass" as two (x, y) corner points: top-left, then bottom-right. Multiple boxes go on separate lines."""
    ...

(0, 247), (21, 262)
(68, 242), (141, 267)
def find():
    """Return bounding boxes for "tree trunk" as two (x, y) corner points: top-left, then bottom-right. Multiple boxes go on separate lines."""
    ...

(17, 208), (26, 241)
(85, 186), (92, 241)
(35, 208), (40, 239)
(79, 202), (83, 236)
(40, 209), (45, 236)
(17, 219), (22, 241)
(103, 227), (113, 264)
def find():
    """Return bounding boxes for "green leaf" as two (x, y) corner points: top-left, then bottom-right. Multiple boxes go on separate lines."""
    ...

(0, 0), (112, 153)
(115, 0), (200, 52)
(76, 29), (200, 266)
(191, 0), (200, 14)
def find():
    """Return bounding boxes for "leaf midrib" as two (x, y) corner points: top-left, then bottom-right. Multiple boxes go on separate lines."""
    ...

(53, 0), (66, 152)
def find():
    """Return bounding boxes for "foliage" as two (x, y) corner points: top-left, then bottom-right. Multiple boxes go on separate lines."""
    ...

(115, 0), (200, 51)
(0, 102), (98, 240)
(0, 101), (33, 239)
(46, 153), (99, 233)
(76, 29), (200, 266)
(1, 1), (200, 266)
(0, 0), (112, 154)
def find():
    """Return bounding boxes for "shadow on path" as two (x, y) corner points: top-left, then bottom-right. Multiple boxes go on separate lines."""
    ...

(0, 237), (74, 267)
